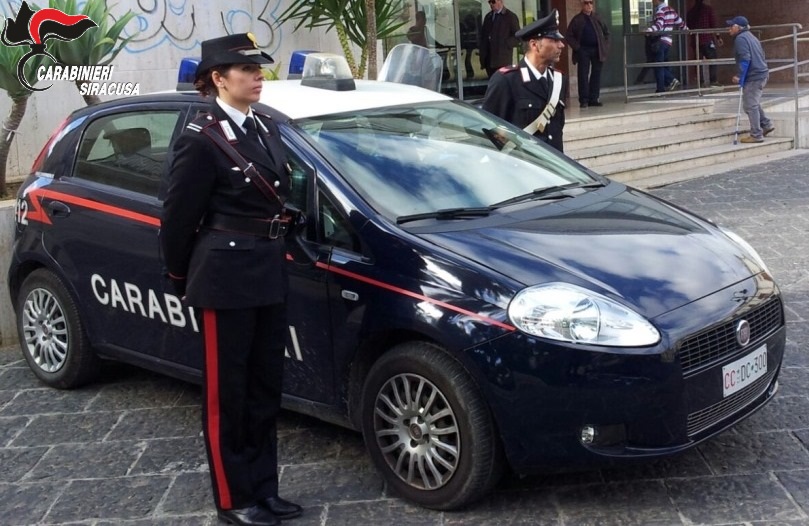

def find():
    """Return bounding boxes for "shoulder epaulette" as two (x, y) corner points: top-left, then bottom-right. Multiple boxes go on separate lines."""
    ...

(498, 65), (519, 74)
(186, 113), (218, 133)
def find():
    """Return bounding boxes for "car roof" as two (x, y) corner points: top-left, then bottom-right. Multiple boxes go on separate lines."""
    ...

(258, 79), (451, 120)
(70, 80), (451, 122)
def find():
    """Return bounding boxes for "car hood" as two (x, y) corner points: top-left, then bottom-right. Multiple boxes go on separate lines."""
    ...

(419, 186), (763, 319)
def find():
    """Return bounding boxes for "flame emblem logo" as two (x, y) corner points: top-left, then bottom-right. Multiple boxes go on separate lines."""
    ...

(1, 1), (97, 91)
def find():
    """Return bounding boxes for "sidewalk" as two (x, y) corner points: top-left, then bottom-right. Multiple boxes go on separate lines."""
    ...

(3, 153), (809, 525)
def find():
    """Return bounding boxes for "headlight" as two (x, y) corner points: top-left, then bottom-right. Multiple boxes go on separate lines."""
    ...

(508, 283), (660, 346)
(720, 227), (771, 275)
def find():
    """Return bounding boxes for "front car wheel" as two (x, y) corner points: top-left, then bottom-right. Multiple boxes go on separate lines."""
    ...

(361, 341), (503, 509)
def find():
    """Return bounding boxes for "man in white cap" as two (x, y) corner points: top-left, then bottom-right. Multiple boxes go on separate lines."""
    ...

(727, 15), (774, 143)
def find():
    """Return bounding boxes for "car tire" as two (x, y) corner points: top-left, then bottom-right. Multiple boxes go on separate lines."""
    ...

(361, 341), (504, 510)
(16, 269), (98, 389)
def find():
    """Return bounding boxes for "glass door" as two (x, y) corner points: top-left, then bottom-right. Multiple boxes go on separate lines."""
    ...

(388, 0), (548, 100)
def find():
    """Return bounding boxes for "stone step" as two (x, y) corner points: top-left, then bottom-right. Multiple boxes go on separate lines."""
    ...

(626, 148), (809, 190)
(566, 112), (734, 149)
(565, 100), (714, 134)
(590, 137), (794, 183)
(569, 125), (749, 169)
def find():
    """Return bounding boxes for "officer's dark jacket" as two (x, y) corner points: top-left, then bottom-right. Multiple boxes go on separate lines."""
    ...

(160, 102), (290, 309)
(482, 58), (567, 152)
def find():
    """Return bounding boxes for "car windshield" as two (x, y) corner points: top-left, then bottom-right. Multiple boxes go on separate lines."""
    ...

(296, 100), (597, 221)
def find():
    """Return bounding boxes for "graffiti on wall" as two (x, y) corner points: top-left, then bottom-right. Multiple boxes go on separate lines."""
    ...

(0, 0), (288, 57)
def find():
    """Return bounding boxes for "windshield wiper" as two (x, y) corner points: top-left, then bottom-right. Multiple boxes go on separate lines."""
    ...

(491, 182), (604, 209)
(396, 207), (492, 225)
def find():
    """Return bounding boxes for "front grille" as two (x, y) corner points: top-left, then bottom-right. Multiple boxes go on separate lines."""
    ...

(686, 369), (776, 437)
(678, 298), (783, 375)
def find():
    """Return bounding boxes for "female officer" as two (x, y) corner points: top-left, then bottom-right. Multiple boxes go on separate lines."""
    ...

(160, 33), (301, 526)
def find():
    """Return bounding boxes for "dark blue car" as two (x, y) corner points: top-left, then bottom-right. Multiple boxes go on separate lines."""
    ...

(8, 57), (784, 510)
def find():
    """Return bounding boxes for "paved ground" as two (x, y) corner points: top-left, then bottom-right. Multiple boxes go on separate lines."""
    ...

(3, 154), (809, 525)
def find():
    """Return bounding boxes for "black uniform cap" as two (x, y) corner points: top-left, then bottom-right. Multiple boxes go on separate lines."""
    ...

(515, 9), (564, 41)
(195, 32), (274, 81)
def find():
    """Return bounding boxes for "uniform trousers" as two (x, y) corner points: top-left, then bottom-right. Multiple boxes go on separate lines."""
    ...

(201, 303), (287, 510)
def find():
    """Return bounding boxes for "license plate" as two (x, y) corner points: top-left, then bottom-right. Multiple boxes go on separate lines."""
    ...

(722, 344), (767, 397)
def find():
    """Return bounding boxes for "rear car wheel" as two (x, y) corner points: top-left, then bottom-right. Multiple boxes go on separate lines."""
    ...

(361, 342), (503, 510)
(16, 269), (98, 388)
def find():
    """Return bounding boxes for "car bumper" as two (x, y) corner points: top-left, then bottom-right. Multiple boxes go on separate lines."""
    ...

(467, 274), (785, 474)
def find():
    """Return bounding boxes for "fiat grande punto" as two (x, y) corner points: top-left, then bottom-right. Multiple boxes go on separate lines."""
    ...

(8, 53), (784, 510)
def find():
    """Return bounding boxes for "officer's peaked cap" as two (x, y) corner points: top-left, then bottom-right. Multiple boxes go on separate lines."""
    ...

(515, 9), (564, 41)
(195, 33), (274, 81)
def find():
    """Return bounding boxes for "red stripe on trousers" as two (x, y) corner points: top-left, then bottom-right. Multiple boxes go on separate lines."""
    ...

(203, 309), (231, 509)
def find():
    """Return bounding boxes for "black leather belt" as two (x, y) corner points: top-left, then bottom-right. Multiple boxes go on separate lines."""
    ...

(203, 213), (290, 239)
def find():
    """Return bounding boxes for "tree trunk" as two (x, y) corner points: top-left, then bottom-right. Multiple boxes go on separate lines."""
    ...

(75, 80), (101, 106)
(0, 94), (30, 197)
(366, 0), (378, 79)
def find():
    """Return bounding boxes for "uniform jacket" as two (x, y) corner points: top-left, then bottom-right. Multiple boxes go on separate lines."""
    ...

(482, 58), (567, 152)
(160, 102), (291, 309)
(566, 11), (610, 63)
(479, 7), (521, 70)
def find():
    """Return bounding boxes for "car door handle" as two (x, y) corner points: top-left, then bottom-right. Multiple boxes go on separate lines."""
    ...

(47, 201), (70, 217)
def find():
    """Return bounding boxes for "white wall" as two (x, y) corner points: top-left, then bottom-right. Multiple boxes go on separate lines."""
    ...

(0, 201), (17, 345)
(0, 0), (349, 181)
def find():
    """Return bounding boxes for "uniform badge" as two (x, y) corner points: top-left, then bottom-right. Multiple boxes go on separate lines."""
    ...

(521, 67), (530, 83)
(220, 120), (237, 142)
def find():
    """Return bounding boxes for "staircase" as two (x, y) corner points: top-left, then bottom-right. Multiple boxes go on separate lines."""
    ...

(564, 93), (799, 189)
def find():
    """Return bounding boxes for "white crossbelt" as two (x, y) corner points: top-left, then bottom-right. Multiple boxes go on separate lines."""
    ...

(523, 70), (563, 135)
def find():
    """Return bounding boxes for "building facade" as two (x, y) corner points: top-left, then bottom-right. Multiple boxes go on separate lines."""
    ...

(0, 0), (805, 179)
(402, 0), (807, 99)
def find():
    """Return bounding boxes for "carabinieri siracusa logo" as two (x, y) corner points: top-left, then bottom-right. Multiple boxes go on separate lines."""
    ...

(1, 1), (97, 91)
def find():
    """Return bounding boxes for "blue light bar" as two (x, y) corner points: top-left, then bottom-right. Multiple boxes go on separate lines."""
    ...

(177, 57), (200, 90)
(288, 50), (319, 79)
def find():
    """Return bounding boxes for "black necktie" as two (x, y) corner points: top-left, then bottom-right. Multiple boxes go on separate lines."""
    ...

(243, 117), (261, 145)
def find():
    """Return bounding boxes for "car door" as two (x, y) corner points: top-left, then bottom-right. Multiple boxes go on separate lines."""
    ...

(280, 145), (337, 403)
(38, 104), (201, 369)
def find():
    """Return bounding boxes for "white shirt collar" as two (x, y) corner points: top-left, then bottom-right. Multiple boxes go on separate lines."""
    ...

(525, 60), (548, 81)
(216, 97), (255, 131)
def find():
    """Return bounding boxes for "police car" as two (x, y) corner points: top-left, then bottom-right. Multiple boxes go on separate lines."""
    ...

(8, 51), (785, 510)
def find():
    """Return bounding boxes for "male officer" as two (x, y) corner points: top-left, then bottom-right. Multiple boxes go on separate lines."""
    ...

(482, 10), (567, 152)
(161, 33), (301, 526)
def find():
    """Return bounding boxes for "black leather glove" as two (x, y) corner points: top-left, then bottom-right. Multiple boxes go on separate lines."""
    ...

(166, 273), (186, 297)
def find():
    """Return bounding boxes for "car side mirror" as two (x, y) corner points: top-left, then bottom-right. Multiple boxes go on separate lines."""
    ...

(284, 204), (318, 264)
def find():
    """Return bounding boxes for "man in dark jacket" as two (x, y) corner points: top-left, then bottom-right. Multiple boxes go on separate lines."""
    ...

(479, 0), (521, 77)
(566, 0), (610, 108)
(482, 10), (567, 152)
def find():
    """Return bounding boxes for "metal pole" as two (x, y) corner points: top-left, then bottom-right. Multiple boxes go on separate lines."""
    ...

(793, 24), (799, 149)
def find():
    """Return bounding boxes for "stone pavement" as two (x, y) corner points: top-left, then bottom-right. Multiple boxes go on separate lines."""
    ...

(3, 154), (809, 526)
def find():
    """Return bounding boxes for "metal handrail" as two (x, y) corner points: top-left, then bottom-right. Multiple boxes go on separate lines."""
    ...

(623, 23), (805, 149)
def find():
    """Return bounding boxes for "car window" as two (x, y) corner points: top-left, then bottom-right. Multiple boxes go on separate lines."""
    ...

(74, 111), (181, 197)
(297, 100), (596, 221)
(283, 145), (360, 253)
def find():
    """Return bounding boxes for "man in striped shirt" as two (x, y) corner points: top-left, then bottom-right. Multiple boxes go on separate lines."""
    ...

(646, 0), (688, 93)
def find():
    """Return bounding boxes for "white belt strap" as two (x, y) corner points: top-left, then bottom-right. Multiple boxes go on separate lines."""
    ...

(524, 70), (563, 135)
